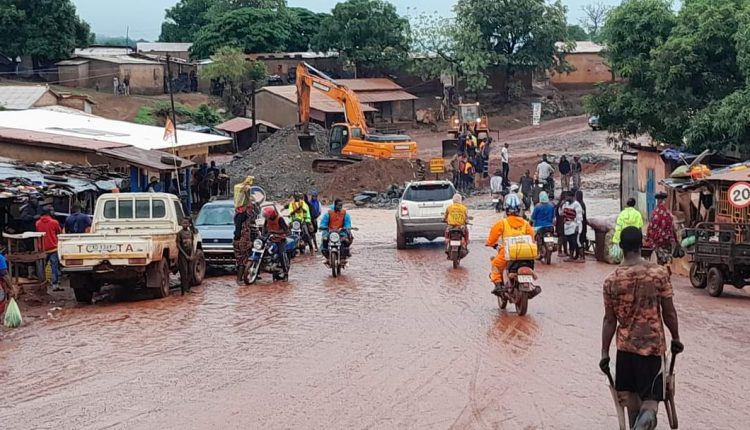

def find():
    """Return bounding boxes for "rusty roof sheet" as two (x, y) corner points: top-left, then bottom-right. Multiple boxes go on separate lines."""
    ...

(97, 146), (195, 171)
(337, 78), (404, 91)
(260, 85), (377, 113)
(706, 162), (750, 182)
(357, 90), (418, 103)
(216, 117), (280, 133)
(0, 127), (127, 151)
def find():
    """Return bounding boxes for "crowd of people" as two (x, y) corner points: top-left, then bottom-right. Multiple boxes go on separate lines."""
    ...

(449, 126), (492, 193)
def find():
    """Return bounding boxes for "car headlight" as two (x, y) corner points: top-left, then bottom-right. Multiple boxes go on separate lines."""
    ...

(329, 232), (341, 244)
(253, 239), (264, 250)
(292, 221), (301, 230)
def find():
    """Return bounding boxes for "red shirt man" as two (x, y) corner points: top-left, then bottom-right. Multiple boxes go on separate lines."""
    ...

(36, 208), (62, 251)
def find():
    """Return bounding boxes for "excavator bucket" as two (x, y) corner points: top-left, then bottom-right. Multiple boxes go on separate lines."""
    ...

(441, 139), (459, 158)
(298, 133), (317, 152)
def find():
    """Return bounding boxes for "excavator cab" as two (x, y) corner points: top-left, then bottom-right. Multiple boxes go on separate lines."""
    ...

(329, 124), (349, 155)
(442, 102), (490, 158)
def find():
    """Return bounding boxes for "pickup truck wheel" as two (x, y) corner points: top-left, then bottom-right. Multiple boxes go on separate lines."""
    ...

(151, 260), (171, 299)
(69, 274), (94, 304)
(396, 224), (407, 250)
(191, 250), (206, 286)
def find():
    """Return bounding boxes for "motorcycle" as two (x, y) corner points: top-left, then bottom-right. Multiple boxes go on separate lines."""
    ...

(492, 187), (510, 213)
(446, 226), (469, 269)
(497, 261), (541, 316)
(288, 220), (302, 259)
(537, 229), (557, 265)
(326, 229), (350, 277)
(244, 234), (291, 284)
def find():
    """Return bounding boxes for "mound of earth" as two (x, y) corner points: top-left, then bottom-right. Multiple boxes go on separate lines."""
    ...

(321, 158), (425, 200)
(225, 124), (328, 200)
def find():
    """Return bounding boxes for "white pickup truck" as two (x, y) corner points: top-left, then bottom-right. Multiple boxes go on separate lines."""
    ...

(59, 193), (206, 303)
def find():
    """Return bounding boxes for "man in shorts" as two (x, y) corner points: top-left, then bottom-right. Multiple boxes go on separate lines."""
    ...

(600, 226), (683, 429)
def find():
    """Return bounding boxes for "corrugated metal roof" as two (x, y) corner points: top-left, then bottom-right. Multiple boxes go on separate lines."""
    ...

(0, 110), (231, 151)
(249, 51), (338, 60)
(137, 42), (193, 53)
(56, 59), (90, 66)
(337, 78), (404, 91)
(0, 127), (128, 150)
(75, 47), (134, 56)
(216, 117), (280, 133)
(357, 90), (418, 103)
(97, 146), (195, 171)
(0, 86), (52, 110)
(706, 162), (750, 182)
(556, 41), (604, 54)
(74, 54), (163, 65)
(259, 85), (377, 113)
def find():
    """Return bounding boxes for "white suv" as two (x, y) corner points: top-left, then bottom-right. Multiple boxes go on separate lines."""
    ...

(395, 180), (457, 249)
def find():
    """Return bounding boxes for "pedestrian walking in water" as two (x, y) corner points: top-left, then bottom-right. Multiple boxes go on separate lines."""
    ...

(555, 191), (568, 257)
(646, 192), (677, 271)
(233, 202), (258, 285)
(177, 218), (194, 295)
(559, 155), (571, 191)
(601, 226), (683, 429)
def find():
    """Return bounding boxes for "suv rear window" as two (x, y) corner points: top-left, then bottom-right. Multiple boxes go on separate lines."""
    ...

(403, 183), (455, 202)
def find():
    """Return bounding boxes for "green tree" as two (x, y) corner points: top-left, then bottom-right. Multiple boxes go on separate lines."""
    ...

(202, 46), (266, 115)
(287, 8), (329, 52)
(159, 0), (215, 42)
(0, 0), (93, 66)
(314, 0), (410, 76)
(567, 24), (589, 41)
(454, 0), (569, 92)
(191, 8), (292, 58)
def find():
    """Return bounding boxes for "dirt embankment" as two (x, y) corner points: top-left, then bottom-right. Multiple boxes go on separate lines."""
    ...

(319, 159), (425, 201)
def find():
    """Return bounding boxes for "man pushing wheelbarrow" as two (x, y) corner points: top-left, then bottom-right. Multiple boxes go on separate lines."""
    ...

(600, 227), (684, 429)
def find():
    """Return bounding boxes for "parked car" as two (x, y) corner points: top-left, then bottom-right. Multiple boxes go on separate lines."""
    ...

(588, 115), (601, 130)
(395, 180), (456, 249)
(195, 199), (236, 266)
(59, 193), (206, 303)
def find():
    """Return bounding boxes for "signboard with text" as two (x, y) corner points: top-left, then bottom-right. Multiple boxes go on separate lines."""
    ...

(532, 102), (542, 126)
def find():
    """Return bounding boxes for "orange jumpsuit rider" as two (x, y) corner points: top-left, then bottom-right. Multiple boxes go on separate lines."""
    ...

(485, 196), (534, 285)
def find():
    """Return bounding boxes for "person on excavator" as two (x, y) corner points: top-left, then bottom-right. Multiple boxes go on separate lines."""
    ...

(443, 193), (470, 256)
(262, 206), (290, 275)
(485, 194), (535, 296)
(319, 198), (352, 260)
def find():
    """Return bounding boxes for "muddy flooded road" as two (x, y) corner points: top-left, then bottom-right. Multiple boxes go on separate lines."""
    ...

(2, 208), (749, 429)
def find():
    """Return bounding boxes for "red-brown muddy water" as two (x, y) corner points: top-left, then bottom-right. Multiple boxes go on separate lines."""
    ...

(1, 209), (748, 429)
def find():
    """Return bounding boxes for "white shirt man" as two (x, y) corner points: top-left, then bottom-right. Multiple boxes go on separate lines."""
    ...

(537, 160), (554, 181)
(501, 146), (509, 164)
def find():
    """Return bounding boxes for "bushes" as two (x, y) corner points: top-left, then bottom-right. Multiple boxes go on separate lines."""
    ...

(134, 102), (223, 127)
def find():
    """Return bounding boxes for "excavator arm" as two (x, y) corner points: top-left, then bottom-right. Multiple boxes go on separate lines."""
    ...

(296, 62), (369, 133)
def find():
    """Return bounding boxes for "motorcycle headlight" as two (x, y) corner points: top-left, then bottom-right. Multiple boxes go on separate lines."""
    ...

(329, 232), (341, 244)
(292, 221), (301, 230)
(253, 239), (264, 250)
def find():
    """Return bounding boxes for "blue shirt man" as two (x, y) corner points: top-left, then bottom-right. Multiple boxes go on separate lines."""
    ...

(531, 191), (556, 231)
(64, 204), (92, 234)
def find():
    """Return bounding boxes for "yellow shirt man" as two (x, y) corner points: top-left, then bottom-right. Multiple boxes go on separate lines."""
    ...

(444, 202), (469, 226)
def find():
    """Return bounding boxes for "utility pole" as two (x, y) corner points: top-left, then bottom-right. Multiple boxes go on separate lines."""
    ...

(125, 26), (130, 53)
(250, 80), (257, 144)
(166, 54), (178, 145)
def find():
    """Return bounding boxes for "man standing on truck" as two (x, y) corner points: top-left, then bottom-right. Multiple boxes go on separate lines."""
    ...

(36, 206), (62, 292)
(601, 226), (683, 429)
(177, 218), (194, 295)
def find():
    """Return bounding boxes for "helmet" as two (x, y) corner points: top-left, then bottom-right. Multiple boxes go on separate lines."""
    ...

(505, 194), (522, 215)
(262, 206), (278, 219)
(510, 184), (519, 193)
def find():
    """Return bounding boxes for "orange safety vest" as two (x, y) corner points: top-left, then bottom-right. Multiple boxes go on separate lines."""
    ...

(327, 209), (347, 231)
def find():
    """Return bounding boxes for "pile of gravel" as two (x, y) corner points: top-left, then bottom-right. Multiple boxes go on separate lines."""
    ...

(225, 124), (329, 200)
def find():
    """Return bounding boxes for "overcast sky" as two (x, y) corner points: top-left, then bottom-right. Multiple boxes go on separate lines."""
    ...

(72, 0), (623, 40)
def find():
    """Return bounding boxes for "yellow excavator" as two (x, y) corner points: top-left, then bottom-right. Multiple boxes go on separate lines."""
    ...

(296, 62), (418, 173)
(441, 102), (490, 158)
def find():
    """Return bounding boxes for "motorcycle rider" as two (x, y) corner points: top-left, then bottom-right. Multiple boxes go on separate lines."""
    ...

(443, 193), (470, 257)
(530, 191), (556, 257)
(289, 192), (313, 252)
(536, 154), (555, 196)
(485, 194), (536, 296)
(319, 198), (352, 261)
(261, 206), (290, 276)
